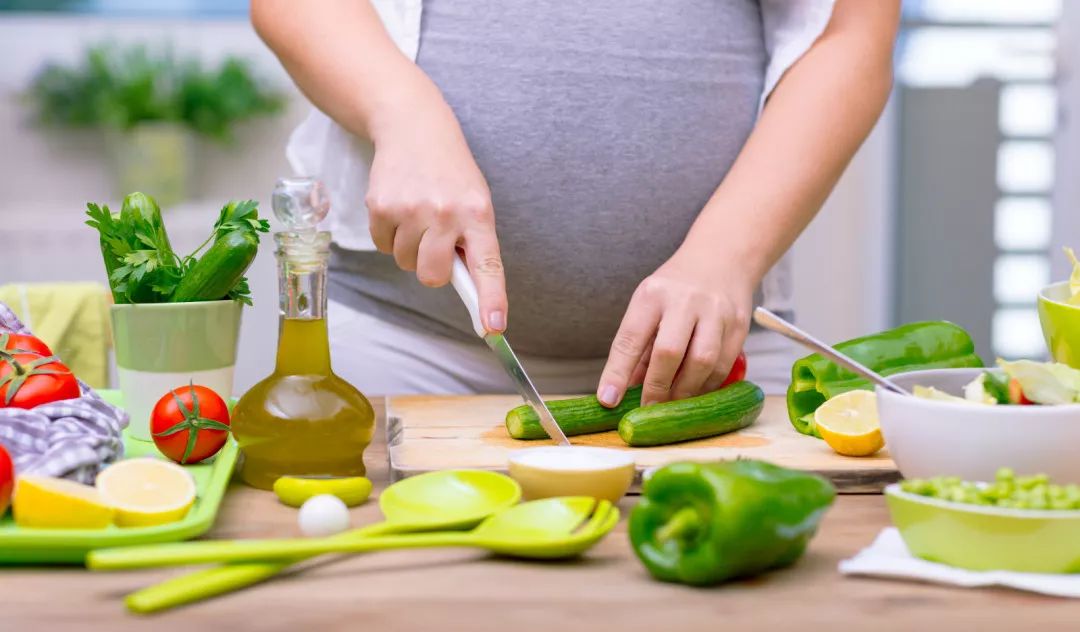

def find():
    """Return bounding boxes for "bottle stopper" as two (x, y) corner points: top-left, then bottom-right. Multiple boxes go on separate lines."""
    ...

(272, 177), (329, 233)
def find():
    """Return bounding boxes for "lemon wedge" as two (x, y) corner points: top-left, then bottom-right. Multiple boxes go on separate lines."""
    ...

(96, 459), (196, 528)
(814, 390), (884, 457)
(13, 475), (115, 529)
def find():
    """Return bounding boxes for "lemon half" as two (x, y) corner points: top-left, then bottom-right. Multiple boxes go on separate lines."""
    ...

(96, 459), (196, 527)
(13, 475), (115, 529)
(814, 390), (884, 457)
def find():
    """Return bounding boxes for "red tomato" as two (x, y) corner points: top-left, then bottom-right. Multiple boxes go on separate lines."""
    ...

(0, 444), (12, 517)
(0, 333), (52, 357)
(721, 351), (748, 387)
(1008, 378), (1035, 405)
(151, 384), (231, 464)
(0, 353), (80, 409)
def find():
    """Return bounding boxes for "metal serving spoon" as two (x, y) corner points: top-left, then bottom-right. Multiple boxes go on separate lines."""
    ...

(753, 307), (911, 396)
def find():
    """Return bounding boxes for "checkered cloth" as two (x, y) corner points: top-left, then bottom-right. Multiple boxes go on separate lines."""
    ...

(0, 301), (127, 483)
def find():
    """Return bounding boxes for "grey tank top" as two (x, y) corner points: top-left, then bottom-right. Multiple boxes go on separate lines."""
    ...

(329, 0), (768, 358)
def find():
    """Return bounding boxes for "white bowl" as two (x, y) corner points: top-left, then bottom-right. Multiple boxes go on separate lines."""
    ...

(876, 368), (1080, 482)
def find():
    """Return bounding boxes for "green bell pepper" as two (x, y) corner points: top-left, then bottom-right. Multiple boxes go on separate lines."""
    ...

(629, 460), (835, 586)
(788, 321), (983, 437)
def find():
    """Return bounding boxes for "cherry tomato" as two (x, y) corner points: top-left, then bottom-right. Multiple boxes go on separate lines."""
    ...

(0, 333), (52, 357)
(720, 351), (748, 388)
(151, 384), (231, 464)
(0, 444), (12, 517)
(1008, 378), (1035, 405)
(0, 352), (80, 409)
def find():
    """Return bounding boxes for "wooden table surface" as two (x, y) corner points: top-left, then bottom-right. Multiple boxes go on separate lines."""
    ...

(3, 400), (1077, 632)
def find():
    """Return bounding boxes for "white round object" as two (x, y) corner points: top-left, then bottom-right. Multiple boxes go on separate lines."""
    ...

(877, 368), (1080, 483)
(297, 494), (351, 537)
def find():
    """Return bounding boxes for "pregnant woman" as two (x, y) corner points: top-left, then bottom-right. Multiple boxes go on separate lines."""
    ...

(252, 0), (898, 405)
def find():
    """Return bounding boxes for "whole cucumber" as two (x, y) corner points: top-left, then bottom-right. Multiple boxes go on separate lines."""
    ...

(172, 230), (258, 303)
(506, 385), (644, 440)
(618, 381), (764, 447)
(121, 192), (176, 303)
(121, 192), (174, 255)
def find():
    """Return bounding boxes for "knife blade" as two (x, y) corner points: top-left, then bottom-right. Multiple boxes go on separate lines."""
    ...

(450, 256), (571, 445)
(482, 333), (570, 445)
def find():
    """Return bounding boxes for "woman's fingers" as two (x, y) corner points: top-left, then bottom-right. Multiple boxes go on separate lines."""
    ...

(629, 338), (654, 386)
(415, 229), (457, 287)
(366, 196), (398, 254)
(597, 295), (661, 407)
(670, 319), (722, 401)
(391, 219), (426, 271)
(640, 313), (696, 406)
(462, 224), (507, 333)
(702, 312), (751, 392)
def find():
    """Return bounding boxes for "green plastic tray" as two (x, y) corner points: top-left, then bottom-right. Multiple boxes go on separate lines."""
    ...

(0, 389), (238, 565)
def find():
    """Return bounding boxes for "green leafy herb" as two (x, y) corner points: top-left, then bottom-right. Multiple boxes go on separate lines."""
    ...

(213, 200), (270, 239)
(86, 192), (267, 305)
(86, 196), (181, 303)
(226, 277), (254, 307)
(981, 371), (1011, 405)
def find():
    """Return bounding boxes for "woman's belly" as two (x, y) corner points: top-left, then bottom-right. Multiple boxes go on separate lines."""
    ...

(330, 0), (766, 358)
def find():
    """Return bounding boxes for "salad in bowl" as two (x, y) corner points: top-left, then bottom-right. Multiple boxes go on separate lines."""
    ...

(914, 359), (1080, 406)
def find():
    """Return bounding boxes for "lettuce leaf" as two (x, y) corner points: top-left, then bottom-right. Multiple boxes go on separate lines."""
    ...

(914, 385), (985, 405)
(997, 359), (1080, 405)
(964, 373), (1001, 404)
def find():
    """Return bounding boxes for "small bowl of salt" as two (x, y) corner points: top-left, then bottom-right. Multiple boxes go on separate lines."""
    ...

(507, 446), (635, 504)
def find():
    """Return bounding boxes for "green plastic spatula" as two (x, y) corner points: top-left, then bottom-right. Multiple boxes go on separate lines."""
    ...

(121, 469), (521, 613)
(90, 497), (618, 570)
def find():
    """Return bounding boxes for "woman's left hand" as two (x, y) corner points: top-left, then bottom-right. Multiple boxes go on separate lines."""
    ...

(596, 247), (755, 408)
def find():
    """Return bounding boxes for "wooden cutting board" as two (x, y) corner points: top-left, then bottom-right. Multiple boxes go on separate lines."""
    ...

(387, 394), (899, 493)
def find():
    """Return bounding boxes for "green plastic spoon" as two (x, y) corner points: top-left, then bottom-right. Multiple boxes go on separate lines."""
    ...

(121, 469), (521, 614)
(90, 497), (618, 570)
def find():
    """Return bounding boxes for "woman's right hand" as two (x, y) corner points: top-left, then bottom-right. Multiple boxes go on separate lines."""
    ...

(365, 85), (508, 333)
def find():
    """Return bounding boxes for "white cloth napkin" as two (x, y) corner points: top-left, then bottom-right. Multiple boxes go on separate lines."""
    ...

(840, 528), (1080, 598)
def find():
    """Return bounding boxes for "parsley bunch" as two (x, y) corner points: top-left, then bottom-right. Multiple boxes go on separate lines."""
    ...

(86, 192), (269, 305)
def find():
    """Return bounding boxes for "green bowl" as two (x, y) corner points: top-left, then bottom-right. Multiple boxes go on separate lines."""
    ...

(886, 483), (1080, 573)
(1038, 281), (1080, 369)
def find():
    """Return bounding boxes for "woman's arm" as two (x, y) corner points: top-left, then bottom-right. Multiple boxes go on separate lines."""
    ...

(598, 0), (901, 407)
(251, 0), (508, 332)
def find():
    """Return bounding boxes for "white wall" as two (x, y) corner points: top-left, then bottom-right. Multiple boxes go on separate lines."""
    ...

(0, 14), (895, 392)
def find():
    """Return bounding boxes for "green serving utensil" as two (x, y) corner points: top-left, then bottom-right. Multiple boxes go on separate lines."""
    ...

(90, 497), (618, 571)
(121, 469), (521, 614)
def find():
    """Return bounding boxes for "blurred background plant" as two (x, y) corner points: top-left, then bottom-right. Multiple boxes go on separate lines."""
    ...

(23, 43), (286, 205)
(25, 43), (284, 143)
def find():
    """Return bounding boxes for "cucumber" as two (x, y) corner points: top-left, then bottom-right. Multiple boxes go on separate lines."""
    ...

(172, 230), (259, 303)
(120, 192), (176, 304)
(506, 385), (643, 440)
(618, 381), (764, 447)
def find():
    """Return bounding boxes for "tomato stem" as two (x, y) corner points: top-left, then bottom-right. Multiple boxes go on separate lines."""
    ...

(0, 355), (71, 406)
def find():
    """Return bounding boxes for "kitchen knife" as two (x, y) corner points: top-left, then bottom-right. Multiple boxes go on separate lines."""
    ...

(450, 256), (571, 446)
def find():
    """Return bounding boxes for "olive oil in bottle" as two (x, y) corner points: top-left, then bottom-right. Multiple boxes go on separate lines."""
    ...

(231, 178), (375, 490)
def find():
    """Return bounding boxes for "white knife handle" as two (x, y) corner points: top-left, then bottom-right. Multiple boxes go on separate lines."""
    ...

(451, 255), (486, 337)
